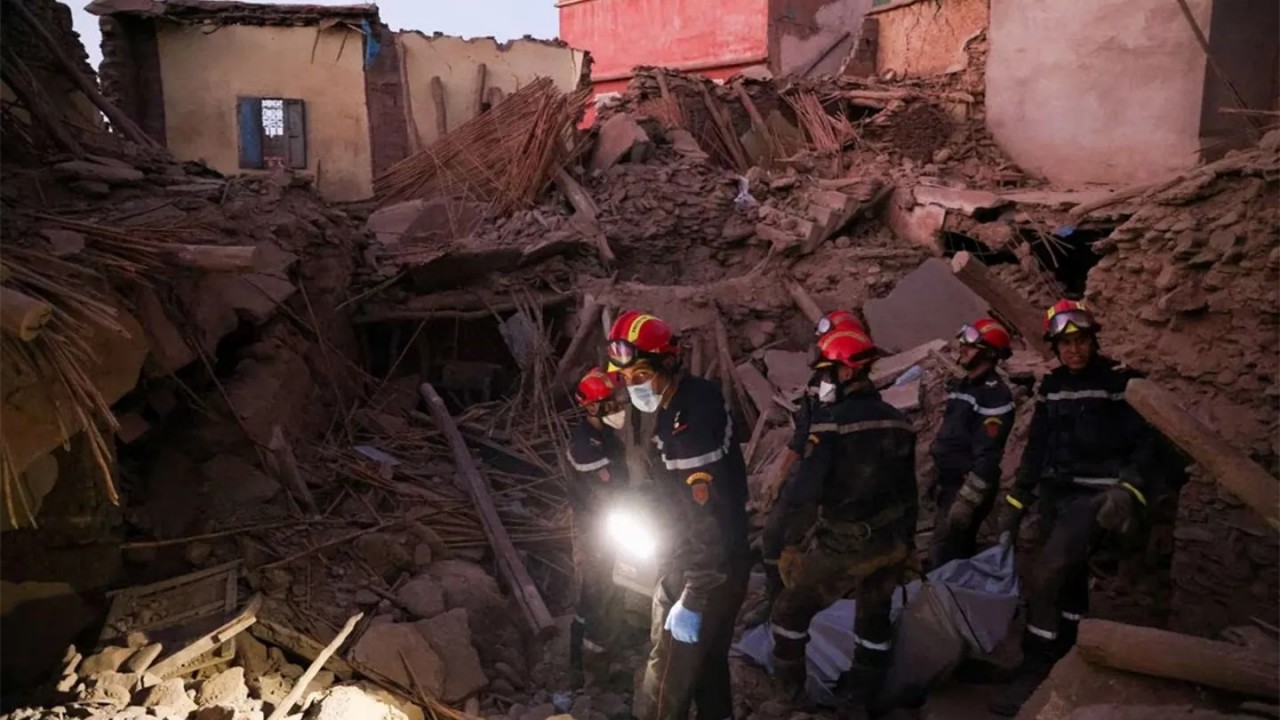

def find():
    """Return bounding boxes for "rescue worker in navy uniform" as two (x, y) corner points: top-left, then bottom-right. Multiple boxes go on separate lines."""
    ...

(750, 310), (866, 627)
(928, 318), (1016, 568)
(565, 368), (629, 687)
(768, 328), (918, 715)
(606, 311), (750, 720)
(990, 300), (1155, 716)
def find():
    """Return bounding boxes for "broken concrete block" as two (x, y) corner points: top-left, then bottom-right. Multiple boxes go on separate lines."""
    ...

(366, 199), (427, 246)
(306, 686), (410, 720)
(881, 379), (922, 412)
(416, 608), (488, 702)
(78, 646), (135, 676)
(590, 114), (652, 173)
(203, 273), (296, 326)
(140, 677), (198, 714)
(40, 228), (86, 256)
(136, 286), (197, 374)
(349, 623), (446, 700)
(869, 339), (949, 387)
(430, 560), (504, 615)
(913, 184), (1010, 217)
(864, 259), (988, 353)
(667, 129), (709, 161)
(201, 455), (280, 513)
(123, 643), (163, 674)
(196, 666), (248, 707)
(55, 159), (144, 184)
(736, 362), (777, 417)
(396, 574), (446, 620)
(884, 187), (945, 254)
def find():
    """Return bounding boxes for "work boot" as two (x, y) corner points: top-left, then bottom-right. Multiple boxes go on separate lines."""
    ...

(741, 597), (774, 628)
(988, 636), (1058, 716)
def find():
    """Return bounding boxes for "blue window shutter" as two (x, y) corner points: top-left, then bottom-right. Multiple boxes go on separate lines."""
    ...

(237, 97), (264, 169)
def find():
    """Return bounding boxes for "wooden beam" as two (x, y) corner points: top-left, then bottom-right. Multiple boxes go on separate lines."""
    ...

(1077, 619), (1280, 698)
(418, 382), (554, 635)
(264, 612), (363, 720)
(950, 251), (1053, 357)
(0, 49), (83, 156)
(554, 168), (617, 268)
(714, 311), (759, 431)
(150, 594), (263, 678)
(0, 286), (52, 342)
(552, 294), (603, 389)
(267, 426), (318, 515)
(5, 0), (159, 148)
(166, 245), (260, 272)
(1125, 379), (1279, 530)
(785, 279), (824, 325)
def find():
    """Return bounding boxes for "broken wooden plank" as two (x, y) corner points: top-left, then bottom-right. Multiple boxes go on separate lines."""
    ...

(1125, 379), (1279, 530)
(736, 362), (777, 420)
(267, 426), (318, 515)
(150, 594), (263, 678)
(714, 311), (759, 430)
(418, 382), (554, 635)
(785, 279), (824, 325)
(950, 251), (1053, 357)
(265, 612), (363, 720)
(250, 615), (355, 678)
(1077, 619), (1280, 698)
(0, 286), (52, 342)
(554, 168), (617, 268)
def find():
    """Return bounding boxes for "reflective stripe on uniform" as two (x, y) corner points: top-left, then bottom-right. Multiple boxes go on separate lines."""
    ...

(662, 403), (733, 471)
(947, 392), (1014, 416)
(1061, 611), (1084, 621)
(809, 419), (914, 434)
(567, 452), (610, 473)
(771, 624), (808, 640)
(854, 635), (892, 651)
(1045, 390), (1125, 402)
(1073, 476), (1119, 487)
(1027, 624), (1058, 640)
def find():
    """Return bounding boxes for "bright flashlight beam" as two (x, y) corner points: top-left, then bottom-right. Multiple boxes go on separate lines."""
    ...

(606, 509), (657, 560)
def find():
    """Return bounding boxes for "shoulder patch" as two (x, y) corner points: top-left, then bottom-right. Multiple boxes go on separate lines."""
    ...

(983, 416), (1004, 437)
(685, 471), (713, 486)
(691, 483), (710, 505)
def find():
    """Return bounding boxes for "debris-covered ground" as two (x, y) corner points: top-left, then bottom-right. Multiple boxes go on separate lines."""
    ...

(2, 3), (1278, 720)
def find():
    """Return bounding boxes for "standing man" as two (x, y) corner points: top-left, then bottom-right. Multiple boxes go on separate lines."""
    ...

(749, 311), (867, 627)
(990, 300), (1154, 716)
(768, 328), (918, 714)
(606, 311), (750, 720)
(928, 318), (1016, 568)
(566, 368), (629, 686)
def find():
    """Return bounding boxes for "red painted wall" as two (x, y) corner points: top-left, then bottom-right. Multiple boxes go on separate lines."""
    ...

(559, 0), (770, 83)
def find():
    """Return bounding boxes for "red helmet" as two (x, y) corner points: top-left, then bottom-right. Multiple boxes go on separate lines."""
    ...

(1043, 299), (1099, 341)
(812, 329), (878, 371)
(606, 311), (678, 370)
(575, 368), (617, 407)
(958, 318), (1012, 359)
(815, 309), (864, 338)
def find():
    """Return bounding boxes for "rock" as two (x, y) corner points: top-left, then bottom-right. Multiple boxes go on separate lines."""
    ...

(354, 589), (380, 606)
(591, 693), (627, 720)
(397, 574), (446, 619)
(304, 686), (410, 720)
(140, 677), (198, 715)
(80, 680), (131, 707)
(569, 695), (592, 720)
(249, 672), (291, 707)
(864, 258), (989, 353)
(202, 273), (297, 326)
(87, 670), (142, 694)
(201, 455), (280, 510)
(590, 114), (652, 173)
(667, 129), (709, 161)
(412, 543), (433, 569)
(429, 560), (504, 614)
(124, 643), (163, 673)
(882, 378), (922, 412)
(235, 634), (274, 678)
(519, 704), (556, 720)
(194, 707), (235, 720)
(884, 186), (945, 253)
(307, 670), (336, 695)
(366, 199), (429, 246)
(348, 622), (446, 699)
(349, 681), (425, 720)
(55, 159), (144, 184)
(41, 229), (86, 257)
(197, 666), (248, 707)
(185, 541), (215, 566)
(355, 534), (414, 584)
(415, 608), (488, 702)
(762, 350), (811, 402)
(56, 673), (77, 693)
(78, 646), (135, 676)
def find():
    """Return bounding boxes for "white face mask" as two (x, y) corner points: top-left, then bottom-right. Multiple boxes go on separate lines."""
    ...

(817, 381), (838, 404)
(602, 410), (627, 429)
(627, 380), (662, 413)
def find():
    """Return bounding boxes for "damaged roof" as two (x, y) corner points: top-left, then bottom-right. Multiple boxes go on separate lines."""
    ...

(85, 0), (380, 26)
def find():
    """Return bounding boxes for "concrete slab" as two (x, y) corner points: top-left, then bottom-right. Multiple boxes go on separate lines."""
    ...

(885, 187), (946, 254)
(881, 379), (922, 412)
(870, 339), (949, 387)
(763, 350), (811, 402)
(864, 258), (988, 353)
(914, 184), (1010, 216)
(736, 362), (778, 417)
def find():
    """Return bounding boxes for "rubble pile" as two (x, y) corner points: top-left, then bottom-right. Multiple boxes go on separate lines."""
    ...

(1082, 135), (1280, 636)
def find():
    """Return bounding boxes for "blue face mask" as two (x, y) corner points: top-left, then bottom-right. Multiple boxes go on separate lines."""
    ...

(627, 379), (661, 413)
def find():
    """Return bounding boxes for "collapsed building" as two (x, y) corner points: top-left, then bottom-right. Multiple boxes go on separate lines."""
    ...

(0, 0), (1277, 719)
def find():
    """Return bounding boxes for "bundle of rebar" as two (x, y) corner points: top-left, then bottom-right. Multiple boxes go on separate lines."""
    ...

(374, 78), (590, 214)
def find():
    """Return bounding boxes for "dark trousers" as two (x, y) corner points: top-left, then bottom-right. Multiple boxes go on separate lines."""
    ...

(574, 537), (620, 645)
(639, 556), (750, 720)
(929, 471), (998, 569)
(770, 531), (910, 682)
(1023, 493), (1099, 655)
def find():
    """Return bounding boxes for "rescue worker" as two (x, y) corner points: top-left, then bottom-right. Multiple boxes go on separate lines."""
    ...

(768, 328), (918, 714)
(565, 368), (629, 687)
(749, 310), (866, 627)
(989, 300), (1155, 716)
(928, 318), (1016, 568)
(606, 311), (750, 720)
